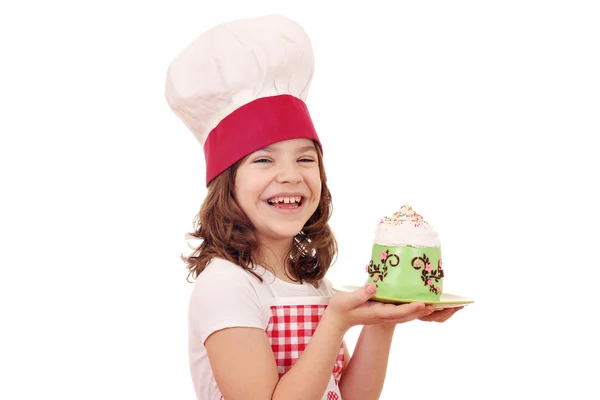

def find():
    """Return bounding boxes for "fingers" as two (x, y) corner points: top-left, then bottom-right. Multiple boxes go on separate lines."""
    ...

(329, 288), (463, 329)
(369, 302), (433, 324)
(391, 304), (436, 324)
(419, 306), (463, 322)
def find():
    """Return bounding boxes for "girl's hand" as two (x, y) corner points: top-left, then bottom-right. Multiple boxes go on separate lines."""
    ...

(418, 306), (463, 323)
(325, 284), (435, 333)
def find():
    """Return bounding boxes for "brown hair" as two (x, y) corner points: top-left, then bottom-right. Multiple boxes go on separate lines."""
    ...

(182, 142), (337, 286)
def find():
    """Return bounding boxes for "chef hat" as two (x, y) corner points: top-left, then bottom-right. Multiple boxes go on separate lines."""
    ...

(165, 15), (322, 186)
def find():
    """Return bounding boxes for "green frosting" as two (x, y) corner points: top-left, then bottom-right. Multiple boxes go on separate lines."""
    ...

(365, 244), (444, 301)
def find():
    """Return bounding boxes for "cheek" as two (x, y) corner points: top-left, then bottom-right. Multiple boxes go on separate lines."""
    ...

(234, 175), (252, 210)
(236, 179), (268, 207)
(306, 171), (322, 199)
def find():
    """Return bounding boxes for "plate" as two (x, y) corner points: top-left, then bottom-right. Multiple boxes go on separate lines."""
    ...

(333, 284), (474, 310)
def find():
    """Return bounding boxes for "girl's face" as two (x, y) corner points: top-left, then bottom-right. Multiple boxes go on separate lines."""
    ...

(234, 138), (322, 245)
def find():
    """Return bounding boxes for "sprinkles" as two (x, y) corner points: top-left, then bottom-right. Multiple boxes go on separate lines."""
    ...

(379, 204), (429, 227)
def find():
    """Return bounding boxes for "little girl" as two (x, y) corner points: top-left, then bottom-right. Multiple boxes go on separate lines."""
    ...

(165, 15), (460, 400)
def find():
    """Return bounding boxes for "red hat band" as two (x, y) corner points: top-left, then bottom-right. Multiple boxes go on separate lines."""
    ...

(203, 94), (321, 186)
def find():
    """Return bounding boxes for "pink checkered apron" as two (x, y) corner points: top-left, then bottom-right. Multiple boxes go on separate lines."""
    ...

(217, 288), (344, 400)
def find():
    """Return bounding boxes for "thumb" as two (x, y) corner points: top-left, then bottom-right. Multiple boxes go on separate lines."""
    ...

(347, 284), (377, 307)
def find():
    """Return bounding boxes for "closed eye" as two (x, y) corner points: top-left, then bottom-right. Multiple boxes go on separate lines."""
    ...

(298, 158), (315, 163)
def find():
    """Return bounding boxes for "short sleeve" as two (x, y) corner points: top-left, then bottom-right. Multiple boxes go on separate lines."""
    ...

(188, 258), (264, 344)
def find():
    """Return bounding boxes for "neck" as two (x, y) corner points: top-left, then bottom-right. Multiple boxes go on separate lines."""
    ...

(257, 237), (294, 280)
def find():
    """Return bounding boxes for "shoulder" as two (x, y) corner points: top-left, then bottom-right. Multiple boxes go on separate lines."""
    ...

(191, 257), (262, 299)
(197, 257), (253, 279)
(189, 258), (267, 342)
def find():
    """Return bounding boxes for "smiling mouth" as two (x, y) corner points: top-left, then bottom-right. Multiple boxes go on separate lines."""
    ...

(266, 196), (304, 208)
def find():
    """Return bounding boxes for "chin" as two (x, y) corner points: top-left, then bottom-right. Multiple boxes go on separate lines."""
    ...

(268, 227), (304, 240)
(260, 222), (307, 242)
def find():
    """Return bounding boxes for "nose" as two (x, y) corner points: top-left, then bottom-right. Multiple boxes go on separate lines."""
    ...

(276, 159), (303, 184)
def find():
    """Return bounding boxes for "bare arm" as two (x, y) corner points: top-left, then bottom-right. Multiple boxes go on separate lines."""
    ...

(337, 307), (464, 399)
(206, 312), (345, 400)
(205, 328), (279, 399)
(339, 325), (396, 400)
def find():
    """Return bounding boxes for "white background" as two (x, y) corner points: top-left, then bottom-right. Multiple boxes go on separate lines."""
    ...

(1, 0), (599, 399)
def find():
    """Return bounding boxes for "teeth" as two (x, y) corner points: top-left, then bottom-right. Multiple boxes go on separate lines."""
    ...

(268, 196), (302, 204)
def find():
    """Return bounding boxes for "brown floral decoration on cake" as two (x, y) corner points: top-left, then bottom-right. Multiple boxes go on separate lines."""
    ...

(411, 254), (444, 294)
(366, 250), (400, 286)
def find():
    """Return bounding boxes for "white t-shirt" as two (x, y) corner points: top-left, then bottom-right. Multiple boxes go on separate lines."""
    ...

(188, 257), (335, 400)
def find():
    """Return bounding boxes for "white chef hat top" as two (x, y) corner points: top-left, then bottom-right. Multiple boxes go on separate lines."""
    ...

(165, 15), (322, 185)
